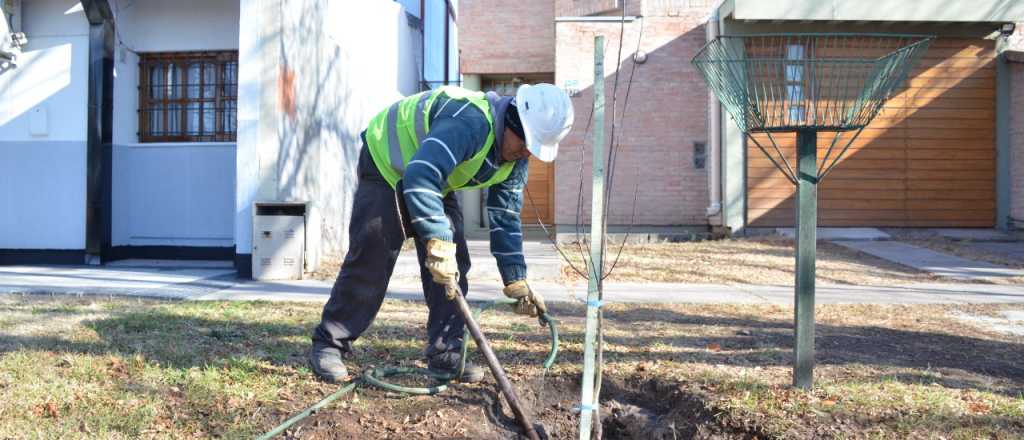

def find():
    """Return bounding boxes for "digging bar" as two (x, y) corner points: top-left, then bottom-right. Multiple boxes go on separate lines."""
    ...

(447, 281), (542, 440)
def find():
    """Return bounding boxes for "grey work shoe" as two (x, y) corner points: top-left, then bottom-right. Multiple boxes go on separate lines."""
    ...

(427, 352), (486, 383)
(309, 343), (349, 383)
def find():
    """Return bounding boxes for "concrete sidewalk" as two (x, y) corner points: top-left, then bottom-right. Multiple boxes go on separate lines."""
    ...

(835, 241), (1024, 280)
(2, 262), (1023, 305)
(391, 240), (563, 282)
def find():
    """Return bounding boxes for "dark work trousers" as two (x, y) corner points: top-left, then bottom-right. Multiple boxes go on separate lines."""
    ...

(312, 144), (472, 359)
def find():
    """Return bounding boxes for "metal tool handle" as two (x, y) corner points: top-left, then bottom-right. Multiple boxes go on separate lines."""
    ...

(446, 282), (541, 440)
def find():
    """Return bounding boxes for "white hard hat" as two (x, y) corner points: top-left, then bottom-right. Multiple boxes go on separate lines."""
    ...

(515, 83), (574, 162)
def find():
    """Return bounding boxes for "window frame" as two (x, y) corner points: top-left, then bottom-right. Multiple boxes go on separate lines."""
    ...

(138, 51), (238, 143)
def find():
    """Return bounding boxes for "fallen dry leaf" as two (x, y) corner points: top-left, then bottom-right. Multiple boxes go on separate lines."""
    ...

(707, 343), (722, 352)
(967, 402), (990, 414)
(45, 402), (59, 419)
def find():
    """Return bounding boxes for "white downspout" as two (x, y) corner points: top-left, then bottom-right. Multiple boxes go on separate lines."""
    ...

(705, 7), (723, 223)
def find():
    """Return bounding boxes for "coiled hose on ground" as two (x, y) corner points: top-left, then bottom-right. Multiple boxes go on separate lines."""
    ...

(257, 298), (559, 439)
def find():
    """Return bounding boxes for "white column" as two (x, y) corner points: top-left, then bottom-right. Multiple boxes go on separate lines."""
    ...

(235, 0), (267, 261)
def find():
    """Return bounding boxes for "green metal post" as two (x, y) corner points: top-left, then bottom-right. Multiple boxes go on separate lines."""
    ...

(579, 35), (605, 440)
(793, 129), (817, 389)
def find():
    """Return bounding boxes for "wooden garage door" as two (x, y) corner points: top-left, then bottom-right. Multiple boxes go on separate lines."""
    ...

(747, 38), (996, 227)
(483, 76), (555, 225)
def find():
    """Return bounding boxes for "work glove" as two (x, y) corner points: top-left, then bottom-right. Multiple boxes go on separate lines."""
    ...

(425, 238), (458, 286)
(502, 280), (547, 318)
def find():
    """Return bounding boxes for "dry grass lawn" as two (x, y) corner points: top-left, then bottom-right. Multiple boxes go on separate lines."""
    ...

(561, 237), (963, 285)
(2, 294), (1022, 439)
(313, 237), (974, 286)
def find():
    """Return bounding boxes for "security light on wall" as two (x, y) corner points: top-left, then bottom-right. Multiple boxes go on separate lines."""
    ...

(1000, 23), (1016, 36)
(8, 31), (25, 47)
(0, 32), (26, 68)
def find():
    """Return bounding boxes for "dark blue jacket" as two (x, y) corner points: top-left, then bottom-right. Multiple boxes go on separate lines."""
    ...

(400, 92), (528, 284)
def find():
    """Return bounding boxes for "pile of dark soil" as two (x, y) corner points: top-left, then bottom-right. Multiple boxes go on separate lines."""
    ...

(280, 374), (761, 439)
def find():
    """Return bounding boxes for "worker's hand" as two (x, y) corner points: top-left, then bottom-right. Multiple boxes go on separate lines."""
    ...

(502, 280), (547, 318)
(425, 238), (458, 285)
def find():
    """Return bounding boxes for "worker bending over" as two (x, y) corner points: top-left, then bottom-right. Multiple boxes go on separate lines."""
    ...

(309, 84), (574, 383)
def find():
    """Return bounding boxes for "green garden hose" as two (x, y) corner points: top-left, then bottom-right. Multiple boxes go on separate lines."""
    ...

(257, 300), (559, 440)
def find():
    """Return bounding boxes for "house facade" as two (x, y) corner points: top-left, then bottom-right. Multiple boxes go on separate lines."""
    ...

(460, 0), (1024, 238)
(0, 0), (459, 276)
(2, 0), (1022, 278)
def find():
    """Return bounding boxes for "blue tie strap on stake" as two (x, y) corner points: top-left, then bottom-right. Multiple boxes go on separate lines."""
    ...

(587, 299), (604, 309)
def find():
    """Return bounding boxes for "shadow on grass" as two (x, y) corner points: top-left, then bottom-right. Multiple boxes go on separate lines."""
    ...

(2, 301), (1022, 398)
(580, 305), (1024, 396)
(0, 307), (315, 370)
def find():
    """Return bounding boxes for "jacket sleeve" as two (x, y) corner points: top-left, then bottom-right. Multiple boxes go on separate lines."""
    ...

(487, 159), (530, 284)
(401, 99), (490, 242)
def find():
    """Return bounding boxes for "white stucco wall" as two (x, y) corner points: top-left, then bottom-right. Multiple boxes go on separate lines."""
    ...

(109, 0), (239, 248)
(111, 0), (240, 145)
(236, 0), (421, 267)
(111, 143), (236, 247)
(0, 0), (89, 250)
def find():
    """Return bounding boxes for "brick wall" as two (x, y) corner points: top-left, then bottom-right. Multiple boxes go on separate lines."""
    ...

(554, 11), (712, 226)
(554, 0), (712, 18)
(555, 0), (620, 17)
(1012, 61), (1024, 225)
(459, 0), (555, 74)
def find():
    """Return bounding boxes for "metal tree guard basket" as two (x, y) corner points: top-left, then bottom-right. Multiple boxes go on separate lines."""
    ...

(692, 33), (934, 389)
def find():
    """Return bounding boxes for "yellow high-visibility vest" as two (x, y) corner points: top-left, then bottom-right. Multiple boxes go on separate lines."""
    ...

(365, 86), (514, 193)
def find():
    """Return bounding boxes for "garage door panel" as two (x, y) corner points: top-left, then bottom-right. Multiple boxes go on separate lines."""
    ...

(907, 139), (994, 148)
(820, 178), (906, 190)
(748, 150), (908, 162)
(905, 128), (994, 140)
(907, 199), (995, 210)
(749, 157), (907, 169)
(818, 210), (908, 221)
(905, 149), (994, 160)
(902, 86), (995, 100)
(907, 190), (994, 200)
(746, 37), (995, 228)
(905, 108), (994, 119)
(904, 219), (993, 227)
(906, 169), (992, 179)
(907, 118), (994, 129)
(909, 77), (994, 89)
(910, 66), (995, 79)
(915, 57), (994, 70)
(907, 210), (994, 221)
(904, 97), (993, 109)
(906, 159), (993, 170)
(752, 198), (907, 211)
(906, 179), (993, 190)
(821, 189), (906, 200)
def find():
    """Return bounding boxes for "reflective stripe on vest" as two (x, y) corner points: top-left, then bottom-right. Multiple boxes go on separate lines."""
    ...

(365, 86), (515, 193)
(385, 102), (403, 172)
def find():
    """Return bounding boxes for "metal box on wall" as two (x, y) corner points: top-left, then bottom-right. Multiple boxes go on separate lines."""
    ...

(253, 202), (306, 280)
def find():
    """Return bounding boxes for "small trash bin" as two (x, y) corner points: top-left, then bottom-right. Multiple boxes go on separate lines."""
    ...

(253, 202), (306, 280)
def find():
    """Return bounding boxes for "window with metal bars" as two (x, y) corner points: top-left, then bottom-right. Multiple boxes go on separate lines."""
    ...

(138, 51), (238, 142)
